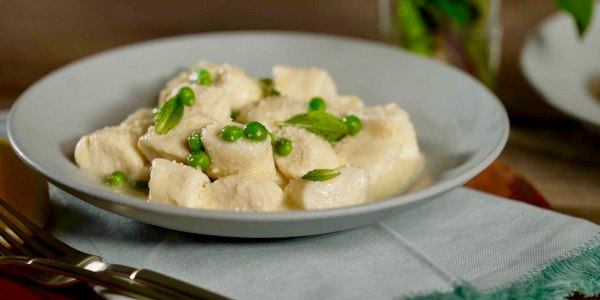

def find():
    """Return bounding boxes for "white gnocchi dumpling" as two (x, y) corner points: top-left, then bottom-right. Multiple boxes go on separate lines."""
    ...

(216, 64), (262, 111)
(285, 166), (370, 210)
(334, 103), (423, 200)
(138, 109), (215, 163)
(237, 96), (307, 132)
(159, 61), (261, 113)
(74, 108), (154, 181)
(273, 65), (338, 100)
(195, 175), (285, 211)
(274, 126), (339, 179)
(119, 108), (155, 136)
(76, 62), (423, 212)
(148, 158), (211, 208)
(201, 121), (278, 181)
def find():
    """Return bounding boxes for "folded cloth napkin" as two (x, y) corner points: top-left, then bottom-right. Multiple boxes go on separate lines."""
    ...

(47, 185), (600, 300)
(1, 109), (596, 299)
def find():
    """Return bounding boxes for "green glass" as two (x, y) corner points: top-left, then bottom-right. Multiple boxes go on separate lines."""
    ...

(380, 0), (501, 89)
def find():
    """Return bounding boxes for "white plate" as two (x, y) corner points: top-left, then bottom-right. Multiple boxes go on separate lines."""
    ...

(8, 32), (508, 238)
(521, 5), (600, 128)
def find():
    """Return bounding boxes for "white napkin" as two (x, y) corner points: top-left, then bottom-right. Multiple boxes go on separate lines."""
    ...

(47, 186), (600, 299)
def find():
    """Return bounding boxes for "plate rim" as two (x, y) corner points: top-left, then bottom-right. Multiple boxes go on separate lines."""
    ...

(7, 30), (509, 222)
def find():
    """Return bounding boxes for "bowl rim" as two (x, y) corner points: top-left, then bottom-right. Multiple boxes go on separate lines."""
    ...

(7, 30), (509, 222)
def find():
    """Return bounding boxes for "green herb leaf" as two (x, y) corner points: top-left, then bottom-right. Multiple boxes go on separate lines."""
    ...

(302, 169), (341, 181)
(259, 78), (281, 97)
(280, 111), (348, 143)
(436, 0), (475, 25)
(555, 0), (595, 37)
(155, 96), (184, 134)
(132, 180), (149, 190)
(396, 0), (432, 55)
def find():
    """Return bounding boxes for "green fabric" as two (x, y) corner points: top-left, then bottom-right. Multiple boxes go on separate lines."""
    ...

(409, 234), (600, 300)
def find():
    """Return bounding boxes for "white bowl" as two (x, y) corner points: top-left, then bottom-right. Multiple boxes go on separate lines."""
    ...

(8, 32), (508, 238)
(521, 5), (600, 129)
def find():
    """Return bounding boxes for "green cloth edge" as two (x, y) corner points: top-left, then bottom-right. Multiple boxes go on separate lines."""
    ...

(407, 234), (600, 300)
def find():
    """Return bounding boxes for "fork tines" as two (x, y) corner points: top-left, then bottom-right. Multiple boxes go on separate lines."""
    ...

(0, 198), (69, 259)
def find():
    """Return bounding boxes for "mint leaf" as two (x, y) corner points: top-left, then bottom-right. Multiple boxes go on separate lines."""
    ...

(302, 169), (341, 181)
(155, 96), (184, 134)
(555, 0), (595, 37)
(281, 111), (348, 143)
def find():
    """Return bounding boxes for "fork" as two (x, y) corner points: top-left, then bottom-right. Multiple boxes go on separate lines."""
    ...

(0, 198), (228, 300)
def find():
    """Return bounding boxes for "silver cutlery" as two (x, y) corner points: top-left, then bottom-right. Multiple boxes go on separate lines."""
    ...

(0, 198), (228, 299)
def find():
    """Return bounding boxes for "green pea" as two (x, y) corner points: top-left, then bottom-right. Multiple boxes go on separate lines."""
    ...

(178, 86), (195, 106)
(187, 132), (203, 151)
(220, 125), (243, 142)
(307, 97), (326, 111)
(243, 121), (268, 142)
(189, 69), (212, 86)
(274, 138), (293, 156)
(343, 115), (362, 135)
(199, 69), (212, 85)
(106, 171), (128, 187)
(187, 150), (210, 171)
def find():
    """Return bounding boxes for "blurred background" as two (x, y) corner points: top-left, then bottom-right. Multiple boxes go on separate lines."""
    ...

(0, 0), (598, 222)
(0, 0), (558, 118)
